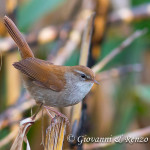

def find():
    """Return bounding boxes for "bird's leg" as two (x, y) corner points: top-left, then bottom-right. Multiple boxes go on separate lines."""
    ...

(31, 103), (43, 120)
(44, 107), (54, 119)
(44, 106), (69, 124)
(41, 108), (45, 147)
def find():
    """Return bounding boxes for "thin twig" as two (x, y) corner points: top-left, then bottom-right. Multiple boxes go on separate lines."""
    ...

(96, 64), (142, 81)
(50, 12), (94, 65)
(109, 3), (150, 23)
(0, 127), (18, 148)
(0, 98), (35, 130)
(92, 29), (147, 73)
(0, 26), (58, 53)
(83, 126), (150, 149)
(0, 48), (2, 71)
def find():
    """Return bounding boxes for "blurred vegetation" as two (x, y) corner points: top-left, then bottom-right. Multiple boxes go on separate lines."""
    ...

(0, 0), (150, 150)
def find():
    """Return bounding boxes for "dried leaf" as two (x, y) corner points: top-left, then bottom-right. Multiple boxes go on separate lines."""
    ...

(10, 117), (35, 150)
(44, 116), (66, 150)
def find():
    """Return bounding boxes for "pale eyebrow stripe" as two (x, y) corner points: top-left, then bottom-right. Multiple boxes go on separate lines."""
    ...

(74, 70), (85, 75)
(74, 70), (91, 79)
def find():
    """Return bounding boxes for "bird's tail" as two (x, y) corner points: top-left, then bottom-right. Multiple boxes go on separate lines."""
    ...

(3, 16), (34, 59)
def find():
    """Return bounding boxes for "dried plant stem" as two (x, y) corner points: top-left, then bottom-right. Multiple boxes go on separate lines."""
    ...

(0, 98), (35, 130)
(71, 11), (95, 133)
(96, 64), (142, 81)
(92, 29), (147, 73)
(0, 110), (42, 149)
(51, 12), (94, 65)
(79, 12), (95, 66)
(0, 126), (18, 148)
(44, 117), (66, 150)
(83, 126), (150, 149)
(0, 26), (58, 53)
(109, 3), (150, 23)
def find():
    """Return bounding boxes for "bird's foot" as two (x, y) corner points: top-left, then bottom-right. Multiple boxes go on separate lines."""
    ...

(44, 106), (69, 125)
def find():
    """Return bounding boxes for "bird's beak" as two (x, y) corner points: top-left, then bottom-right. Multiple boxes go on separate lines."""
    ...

(93, 79), (100, 85)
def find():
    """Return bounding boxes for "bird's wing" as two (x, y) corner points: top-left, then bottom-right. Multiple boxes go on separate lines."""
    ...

(13, 58), (65, 91)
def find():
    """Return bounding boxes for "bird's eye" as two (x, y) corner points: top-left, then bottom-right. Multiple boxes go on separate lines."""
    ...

(81, 74), (86, 79)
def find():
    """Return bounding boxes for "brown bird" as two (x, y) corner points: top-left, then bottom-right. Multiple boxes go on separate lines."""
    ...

(3, 16), (99, 119)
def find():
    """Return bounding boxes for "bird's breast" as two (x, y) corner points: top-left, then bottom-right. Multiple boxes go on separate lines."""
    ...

(63, 78), (94, 106)
(23, 75), (93, 107)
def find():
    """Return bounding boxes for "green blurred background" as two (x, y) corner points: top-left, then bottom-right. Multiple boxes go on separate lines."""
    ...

(0, 0), (150, 150)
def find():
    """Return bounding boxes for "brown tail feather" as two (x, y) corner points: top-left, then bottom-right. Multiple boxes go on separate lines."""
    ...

(3, 16), (34, 59)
